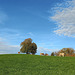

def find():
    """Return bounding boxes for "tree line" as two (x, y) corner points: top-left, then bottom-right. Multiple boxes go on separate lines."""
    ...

(51, 48), (75, 56)
(20, 38), (75, 57)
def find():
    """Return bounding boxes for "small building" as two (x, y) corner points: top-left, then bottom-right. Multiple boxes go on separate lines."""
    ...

(59, 53), (65, 57)
(18, 52), (20, 54)
(40, 53), (44, 56)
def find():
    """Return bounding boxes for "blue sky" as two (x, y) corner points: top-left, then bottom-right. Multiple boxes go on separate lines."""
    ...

(0, 0), (75, 55)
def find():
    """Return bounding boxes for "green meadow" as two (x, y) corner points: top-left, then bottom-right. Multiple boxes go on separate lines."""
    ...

(0, 54), (75, 75)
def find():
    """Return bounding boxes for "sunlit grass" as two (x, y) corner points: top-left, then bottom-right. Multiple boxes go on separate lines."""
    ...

(0, 54), (75, 75)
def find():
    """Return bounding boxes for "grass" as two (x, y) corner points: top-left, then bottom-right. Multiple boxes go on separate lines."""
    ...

(0, 54), (75, 75)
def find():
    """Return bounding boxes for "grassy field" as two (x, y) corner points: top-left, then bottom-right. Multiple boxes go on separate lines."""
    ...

(0, 54), (75, 75)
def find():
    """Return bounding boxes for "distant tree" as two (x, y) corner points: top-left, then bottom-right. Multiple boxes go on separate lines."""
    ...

(66, 48), (74, 55)
(20, 38), (37, 54)
(54, 52), (59, 56)
(56, 48), (75, 56)
(51, 52), (54, 56)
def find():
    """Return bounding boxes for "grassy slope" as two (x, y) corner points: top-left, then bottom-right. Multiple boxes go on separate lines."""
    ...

(0, 54), (75, 75)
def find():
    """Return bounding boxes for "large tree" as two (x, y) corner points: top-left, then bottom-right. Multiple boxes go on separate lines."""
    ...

(20, 38), (37, 54)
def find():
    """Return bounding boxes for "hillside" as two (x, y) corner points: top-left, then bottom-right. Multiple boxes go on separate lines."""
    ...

(0, 54), (75, 75)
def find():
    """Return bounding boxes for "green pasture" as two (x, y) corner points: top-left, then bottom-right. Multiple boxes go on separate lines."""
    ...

(0, 54), (75, 75)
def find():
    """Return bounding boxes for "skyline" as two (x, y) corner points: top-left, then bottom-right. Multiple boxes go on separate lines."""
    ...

(0, 0), (75, 55)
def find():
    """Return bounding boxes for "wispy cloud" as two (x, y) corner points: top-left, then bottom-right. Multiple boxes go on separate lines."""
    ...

(0, 28), (22, 54)
(37, 47), (59, 53)
(0, 39), (20, 54)
(50, 0), (75, 37)
(27, 32), (34, 36)
(0, 28), (25, 40)
(38, 43), (64, 47)
(0, 28), (35, 44)
(0, 28), (36, 54)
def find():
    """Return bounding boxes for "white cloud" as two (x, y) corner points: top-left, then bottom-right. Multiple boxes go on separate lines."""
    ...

(0, 41), (20, 54)
(0, 37), (20, 54)
(51, 0), (75, 37)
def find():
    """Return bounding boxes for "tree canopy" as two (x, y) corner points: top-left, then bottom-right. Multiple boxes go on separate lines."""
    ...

(20, 38), (37, 54)
(54, 48), (75, 56)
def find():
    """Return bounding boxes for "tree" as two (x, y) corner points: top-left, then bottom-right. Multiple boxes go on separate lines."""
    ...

(30, 42), (37, 55)
(20, 38), (37, 54)
(66, 48), (74, 55)
(56, 48), (75, 56)
(54, 51), (59, 56)
(51, 52), (54, 56)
